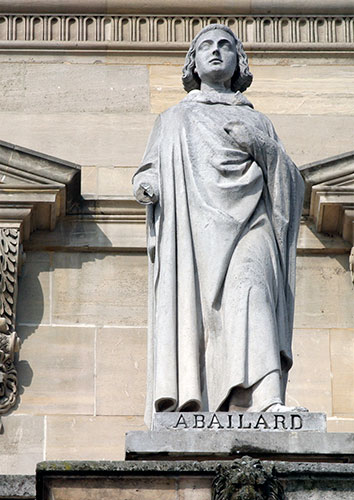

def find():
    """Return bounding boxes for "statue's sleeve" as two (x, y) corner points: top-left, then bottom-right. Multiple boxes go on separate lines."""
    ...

(132, 115), (161, 205)
(225, 114), (304, 334)
(252, 116), (305, 334)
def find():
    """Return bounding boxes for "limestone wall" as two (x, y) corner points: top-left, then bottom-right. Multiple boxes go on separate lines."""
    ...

(0, 5), (353, 477)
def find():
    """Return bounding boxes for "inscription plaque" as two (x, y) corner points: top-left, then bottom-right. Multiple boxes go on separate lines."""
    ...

(153, 412), (326, 432)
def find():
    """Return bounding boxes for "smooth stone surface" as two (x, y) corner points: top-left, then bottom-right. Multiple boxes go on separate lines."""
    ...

(0, 415), (44, 475)
(0, 63), (149, 113)
(331, 330), (354, 416)
(286, 329), (332, 415)
(153, 412), (326, 432)
(0, 112), (156, 167)
(125, 430), (354, 460)
(46, 416), (145, 461)
(150, 64), (354, 116)
(51, 252), (148, 326)
(96, 327), (147, 416)
(14, 325), (95, 415)
(294, 255), (354, 329)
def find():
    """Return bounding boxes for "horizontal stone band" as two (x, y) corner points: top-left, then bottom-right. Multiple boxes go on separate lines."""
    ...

(0, 14), (353, 50)
(1, 1), (354, 15)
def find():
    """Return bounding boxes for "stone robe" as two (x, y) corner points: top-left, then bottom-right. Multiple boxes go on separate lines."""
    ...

(133, 90), (304, 427)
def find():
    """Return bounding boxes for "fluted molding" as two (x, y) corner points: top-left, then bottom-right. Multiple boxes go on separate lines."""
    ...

(0, 14), (353, 52)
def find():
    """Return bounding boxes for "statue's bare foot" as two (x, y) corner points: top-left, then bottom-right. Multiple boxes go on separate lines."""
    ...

(265, 403), (309, 413)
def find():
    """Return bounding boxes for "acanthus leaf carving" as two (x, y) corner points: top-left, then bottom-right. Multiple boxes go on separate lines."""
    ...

(0, 228), (21, 415)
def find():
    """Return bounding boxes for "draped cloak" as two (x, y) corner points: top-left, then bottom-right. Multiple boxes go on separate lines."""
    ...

(133, 90), (304, 428)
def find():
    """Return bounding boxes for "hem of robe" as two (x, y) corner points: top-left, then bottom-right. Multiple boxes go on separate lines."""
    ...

(153, 369), (284, 415)
(215, 369), (284, 412)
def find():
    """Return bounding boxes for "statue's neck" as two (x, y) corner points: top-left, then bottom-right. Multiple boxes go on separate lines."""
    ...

(200, 81), (233, 94)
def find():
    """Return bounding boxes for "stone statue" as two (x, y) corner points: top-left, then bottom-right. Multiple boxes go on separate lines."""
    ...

(133, 24), (306, 428)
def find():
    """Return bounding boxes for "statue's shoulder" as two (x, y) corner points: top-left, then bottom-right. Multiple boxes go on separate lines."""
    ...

(158, 98), (193, 122)
(239, 104), (276, 136)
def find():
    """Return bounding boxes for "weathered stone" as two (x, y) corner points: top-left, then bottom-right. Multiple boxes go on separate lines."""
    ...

(47, 478), (178, 500)
(0, 228), (21, 414)
(153, 412), (326, 432)
(0, 474), (35, 498)
(36, 460), (354, 500)
(125, 430), (354, 460)
(0, 414), (44, 475)
(135, 25), (305, 428)
(178, 478), (212, 500)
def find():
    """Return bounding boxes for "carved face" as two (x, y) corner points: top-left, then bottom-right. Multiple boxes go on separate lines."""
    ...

(194, 29), (237, 87)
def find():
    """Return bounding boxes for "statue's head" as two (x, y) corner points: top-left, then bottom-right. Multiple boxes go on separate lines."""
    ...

(182, 24), (253, 93)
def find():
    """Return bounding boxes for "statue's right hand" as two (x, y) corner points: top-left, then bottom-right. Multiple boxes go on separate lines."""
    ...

(134, 182), (159, 205)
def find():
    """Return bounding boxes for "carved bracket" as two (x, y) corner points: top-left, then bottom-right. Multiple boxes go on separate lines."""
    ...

(212, 456), (285, 500)
(0, 140), (80, 419)
(0, 228), (21, 414)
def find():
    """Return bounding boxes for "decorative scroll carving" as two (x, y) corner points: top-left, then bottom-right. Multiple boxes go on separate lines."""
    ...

(0, 14), (353, 46)
(0, 228), (20, 414)
(212, 457), (285, 500)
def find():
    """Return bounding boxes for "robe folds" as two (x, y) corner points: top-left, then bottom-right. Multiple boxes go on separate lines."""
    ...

(133, 90), (304, 428)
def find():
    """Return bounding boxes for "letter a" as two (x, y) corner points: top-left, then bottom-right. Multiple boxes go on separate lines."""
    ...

(255, 415), (269, 429)
(173, 414), (188, 429)
(207, 414), (224, 429)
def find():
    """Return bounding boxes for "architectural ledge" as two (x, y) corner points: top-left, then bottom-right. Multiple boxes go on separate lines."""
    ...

(300, 151), (354, 247)
(300, 150), (354, 282)
(0, 140), (81, 418)
(0, 139), (80, 240)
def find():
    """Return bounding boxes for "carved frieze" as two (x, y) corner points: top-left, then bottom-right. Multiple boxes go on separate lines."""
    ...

(0, 14), (353, 51)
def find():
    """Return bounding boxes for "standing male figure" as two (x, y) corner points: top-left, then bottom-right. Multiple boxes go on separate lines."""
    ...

(133, 24), (306, 428)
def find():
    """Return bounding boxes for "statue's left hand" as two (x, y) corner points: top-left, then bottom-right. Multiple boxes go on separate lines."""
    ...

(224, 119), (279, 169)
(224, 120), (258, 155)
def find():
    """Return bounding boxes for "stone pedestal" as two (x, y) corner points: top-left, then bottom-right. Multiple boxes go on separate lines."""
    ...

(35, 412), (354, 499)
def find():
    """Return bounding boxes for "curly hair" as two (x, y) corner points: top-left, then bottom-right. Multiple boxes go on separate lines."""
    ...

(182, 24), (253, 93)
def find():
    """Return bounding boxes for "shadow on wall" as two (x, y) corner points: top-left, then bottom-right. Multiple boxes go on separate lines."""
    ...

(9, 216), (114, 415)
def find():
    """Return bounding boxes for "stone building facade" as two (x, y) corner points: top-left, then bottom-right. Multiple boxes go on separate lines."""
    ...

(0, 0), (353, 482)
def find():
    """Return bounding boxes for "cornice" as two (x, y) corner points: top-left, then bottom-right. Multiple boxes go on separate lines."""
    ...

(1, 1), (354, 16)
(300, 151), (354, 282)
(0, 14), (353, 53)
